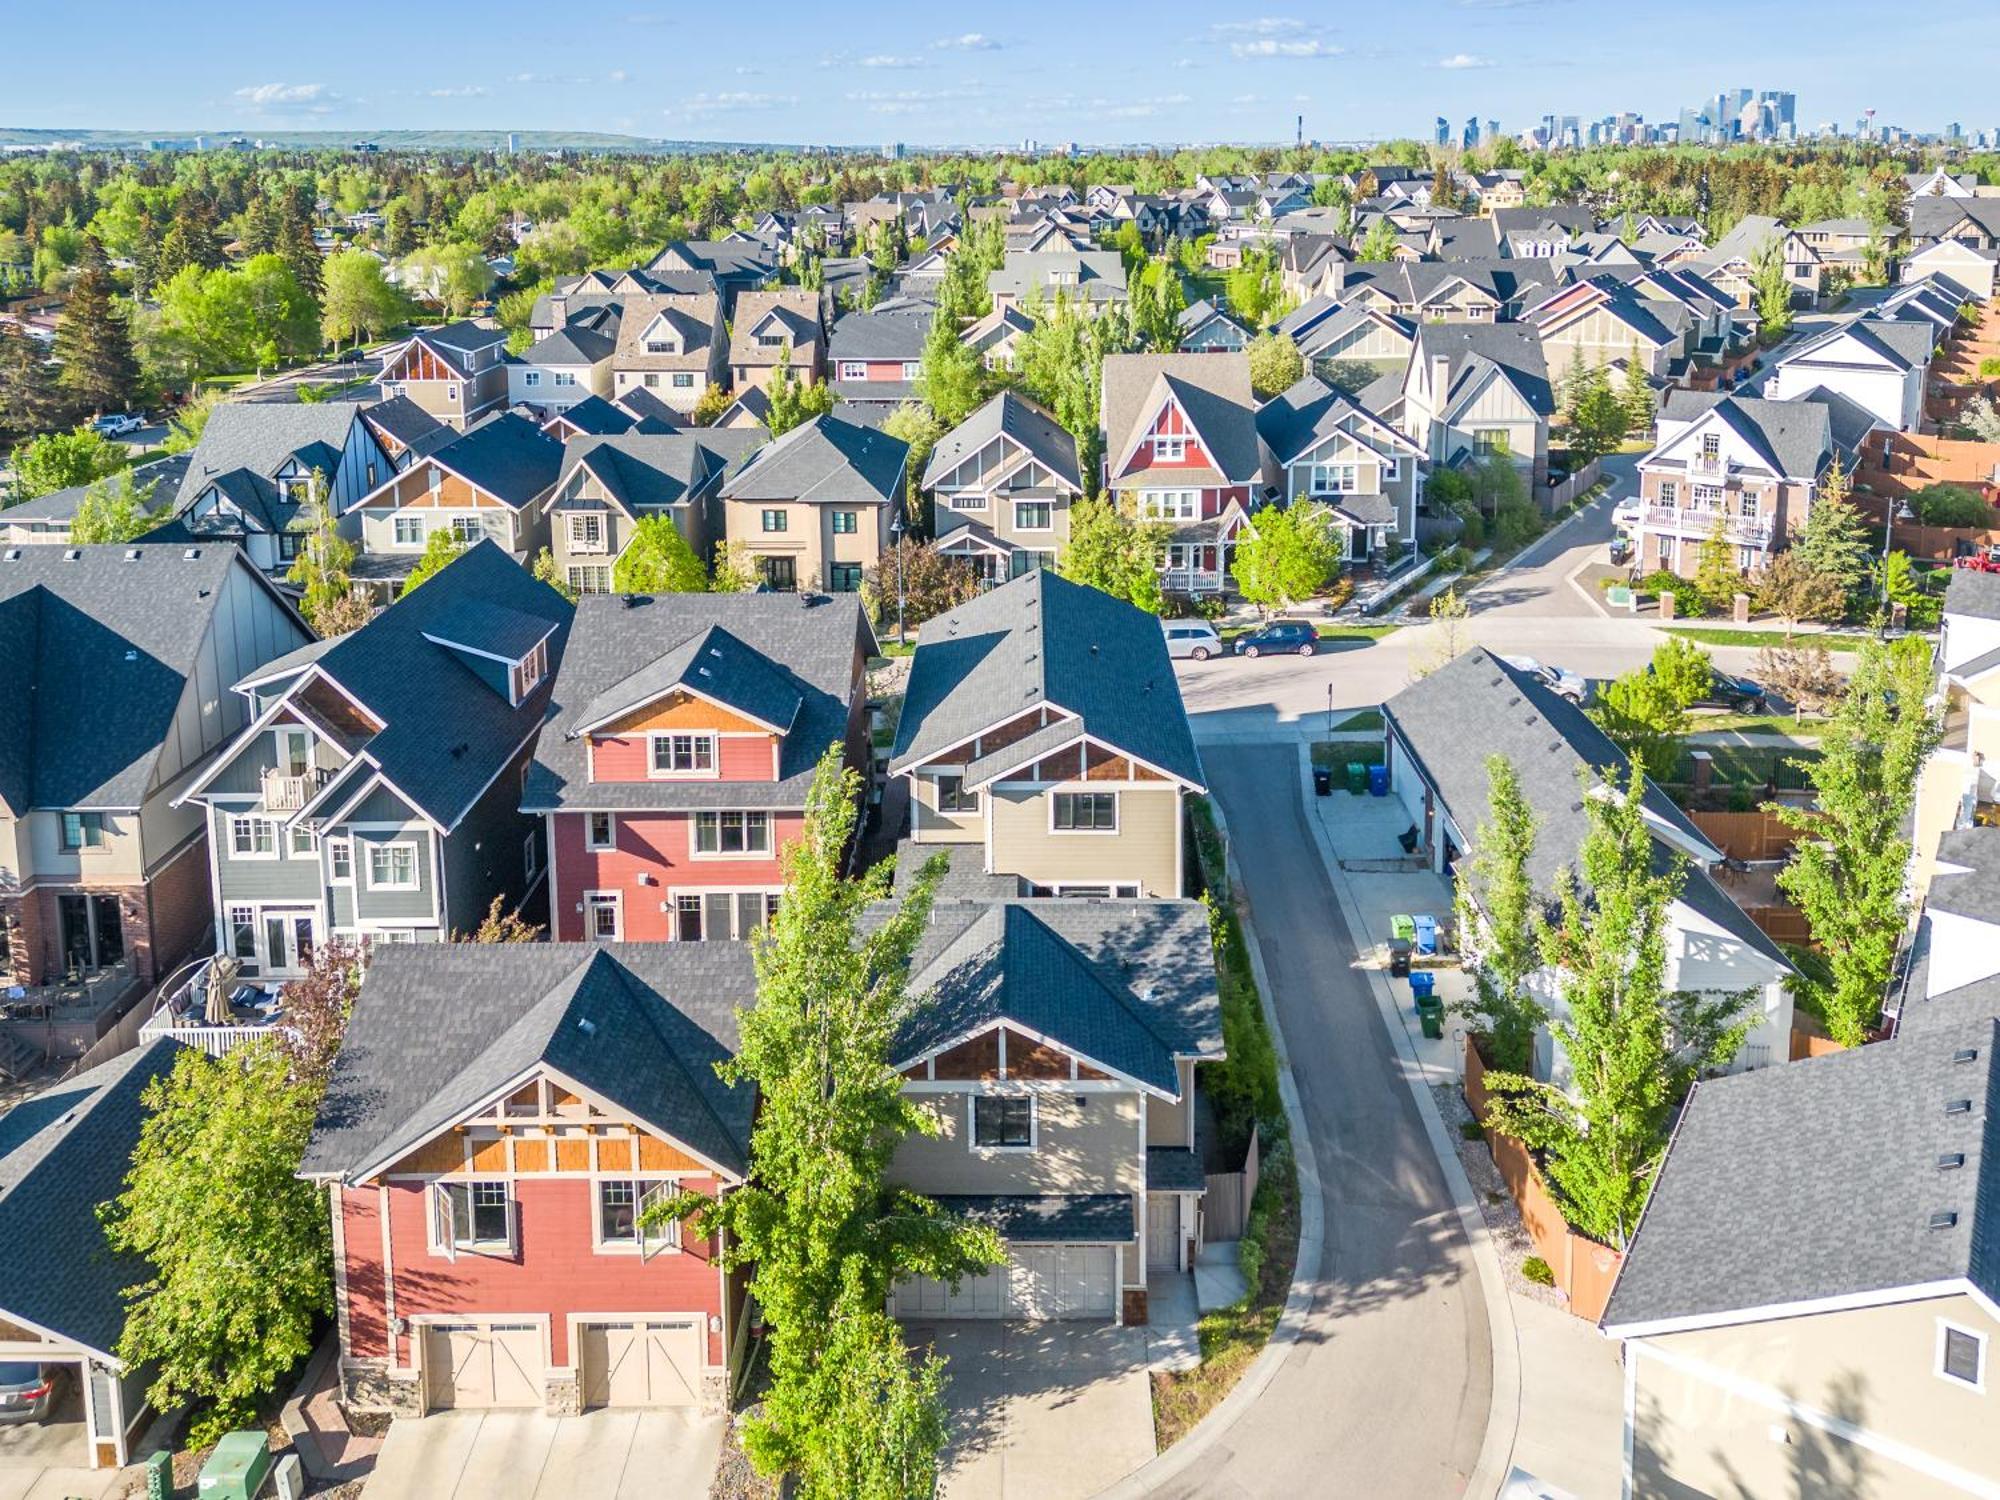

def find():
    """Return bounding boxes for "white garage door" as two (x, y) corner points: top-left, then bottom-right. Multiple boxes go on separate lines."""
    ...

(892, 1246), (1117, 1320)
(425, 1323), (543, 1409)
(578, 1320), (704, 1408)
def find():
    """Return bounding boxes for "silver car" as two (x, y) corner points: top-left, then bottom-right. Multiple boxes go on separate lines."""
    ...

(1162, 621), (1223, 661)
(0, 1363), (62, 1425)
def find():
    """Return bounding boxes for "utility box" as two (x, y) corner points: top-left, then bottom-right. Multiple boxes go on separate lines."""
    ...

(198, 1431), (272, 1500)
(272, 1453), (306, 1500)
(144, 1449), (173, 1500)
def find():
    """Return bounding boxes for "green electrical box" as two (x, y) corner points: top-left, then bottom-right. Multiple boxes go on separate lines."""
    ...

(144, 1449), (172, 1500)
(198, 1430), (272, 1500)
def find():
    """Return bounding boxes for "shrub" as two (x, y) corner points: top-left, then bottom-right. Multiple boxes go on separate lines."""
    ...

(1521, 1256), (1556, 1287)
(1320, 574), (1354, 612)
(1492, 499), (1544, 550)
(1909, 482), (1996, 529)
(1458, 1119), (1485, 1141)
(1980, 355), (2000, 380)
(1428, 544), (1470, 572)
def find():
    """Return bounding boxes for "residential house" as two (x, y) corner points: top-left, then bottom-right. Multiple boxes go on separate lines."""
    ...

(646, 241), (778, 314)
(1631, 390), (1874, 576)
(925, 392), (1083, 586)
(521, 590), (873, 944)
(1691, 214), (1823, 308)
(883, 898), (1223, 1324)
(961, 303), (1037, 373)
(172, 542), (568, 988)
(1901, 237), (2000, 303)
(0, 453), (189, 547)
(1491, 205), (1595, 256)
(1399, 322), (1555, 495)
(1469, 172), (1527, 212)
(1906, 198), (2000, 253)
(528, 269), (721, 342)
(888, 568), (1206, 901)
(1256, 376), (1426, 563)
(1522, 275), (1684, 383)
(610, 293), (728, 416)
(357, 395), (450, 471)
(0, 545), (311, 998)
(0, 1039), (183, 1467)
(1280, 298), (1417, 381)
(1907, 167), (1981, 201)
(1601, 825), (2000, 1499)
(542, 430), (767, 596)
(986, 251), (1129, 315)
(350, 413), (565, 600)
(717, 414), (907, 594)
(1909, 569), (2000, 900)
(1766, 314), (1938, 432)
(1278, 234), (1355, 303)
(1100, 352), (1262, 597)
(727, 289), (825, 392)
(537, 392), (680, 446)
(507, 320), (617, 416)
(1176, 299), (1250, 353)
(378, 320), (510, 431)
(299, 942), (760, 1415)
(1326, 259), (1559, 323)
(1384, 648), (1794, 1076)
(827, 301), (932, 417)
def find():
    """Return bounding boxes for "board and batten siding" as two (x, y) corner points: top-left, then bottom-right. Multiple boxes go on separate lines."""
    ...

(891, 1088), (1144, 1202)
(987, 783), (1181, 897)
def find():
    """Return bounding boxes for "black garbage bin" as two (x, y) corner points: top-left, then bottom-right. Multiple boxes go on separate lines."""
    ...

(1313, 767), (1332, 797)
(1388, 940), (1412, 978)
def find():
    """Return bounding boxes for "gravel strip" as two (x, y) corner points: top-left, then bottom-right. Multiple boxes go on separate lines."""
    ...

(1431, 1081), (1566, 1311)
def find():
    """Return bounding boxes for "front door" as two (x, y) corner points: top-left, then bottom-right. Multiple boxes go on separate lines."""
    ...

(1147, 1194), (1182, 1271)
(761, 556), (797, 591)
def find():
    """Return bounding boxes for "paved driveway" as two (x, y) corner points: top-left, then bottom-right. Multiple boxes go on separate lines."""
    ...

(0, 1385), (121, 1500)
(363, 1408), (724, 1500)
(912, 1321), (1155, 1500)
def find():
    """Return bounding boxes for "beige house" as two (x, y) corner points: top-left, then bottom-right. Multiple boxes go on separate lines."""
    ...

(716, 413), (905, 594)
(1524, 276), (1684, 382)
(610, 293), (728, 415)
(925, 391), (1083, 586)
(1910, 570), (2000, 901)
(888, 569), (1206, 902)
(727, 289), (824, 392)
(377, 320), (510, 431)
(1399, 322), (1554, 496)
(1603, 822), (2000, 1500)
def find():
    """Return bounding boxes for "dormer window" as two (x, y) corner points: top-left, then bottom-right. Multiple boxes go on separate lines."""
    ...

(509, 639), (549, 703)
(650, 732), (717, 777)
(646, 340), (672, 354)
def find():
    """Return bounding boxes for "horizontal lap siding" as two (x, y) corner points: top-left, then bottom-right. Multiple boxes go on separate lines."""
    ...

(589, 734), (775, 783)
(551, 810), (800, 941)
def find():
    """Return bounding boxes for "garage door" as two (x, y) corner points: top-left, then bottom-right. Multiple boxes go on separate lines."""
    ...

(892, 1246), (1116, 1320)
(424, 1323), (543, 1409)
(578, 1320), (704, 1408)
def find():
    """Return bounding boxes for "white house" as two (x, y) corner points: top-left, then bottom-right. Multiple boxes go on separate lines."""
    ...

(1765, 314), (1937, 433)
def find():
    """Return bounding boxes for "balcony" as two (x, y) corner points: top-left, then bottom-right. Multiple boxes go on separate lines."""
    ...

(261, 766), (330, 812)
(1640, 504), (1774, 545)
(136, 956), (284, 1059)
(1687, 450), (1732, 478)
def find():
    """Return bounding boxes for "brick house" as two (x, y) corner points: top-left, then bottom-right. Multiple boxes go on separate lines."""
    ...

(0, 546), (311, 1007)
(299, 942), (760, 1416)
(522, 592), (875, 945)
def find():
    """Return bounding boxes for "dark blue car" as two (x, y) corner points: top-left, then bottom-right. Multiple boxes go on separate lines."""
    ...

(1233, 620), (1318, 658)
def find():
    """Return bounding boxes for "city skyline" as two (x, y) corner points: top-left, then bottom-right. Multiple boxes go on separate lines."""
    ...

(5, 1), (1998, 148)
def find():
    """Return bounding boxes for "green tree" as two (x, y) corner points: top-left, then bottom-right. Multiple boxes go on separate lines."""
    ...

(285, 473), (361, 632)
(1790, 456), (1870, 593)
(862, 539), (979, 636)
(1565, 360), (1629, 465)
(647, 750), (1001, 1498)
(1650, 635), (1714, 708)
(1453, 754), (1547, 1074)
(1752, 551), (1847, 631)
(1749, 234), (1794, 341)
(399, 526), (465, 594)
(69, 466), (162, 543)
(0, 325), (69, 453)
(1057, 496), (1165, 613)
(1245, 330), (1304, 400)
(1230, 499), (1341, 608)
(1223, 245), (1286, 329)
(52, 235), (140, 417)
(1691, 511), (1738, 611)
(1908, 483), (1994, 529)
(766, 346), (838, 438)
(1356, 217), (1401, 262)
(320, 250), (406, 352)
(1014, 297), (1121, 486)
(1482, 762), (1752, 1247)
(159, 389), (224, 455)
(1619, 348), (1654, 436)
(1595, 669), (1689, 781)
(881, 402), (946, 529)
(530, 546), (580, 603)
(613, 514), (710, 593)
(9, 425), (125, 502)
(99, 1042), (331, 1444)
(1417, 584), (1470, 677)
(710, 539), (760, 592)
(916, 304), (983, 428)
(1775, 639), (1943, 1046)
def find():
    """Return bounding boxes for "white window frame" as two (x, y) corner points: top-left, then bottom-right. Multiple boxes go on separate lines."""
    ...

(568, 513), (605, 550)
(900, 360), (922, 381)
(522, 370), (541, 388)
(328, 837), (354, 884)
(1307, 462), (1358, 496)
(671, 372), (695, 389)
(553, 371), (577, 388)
(934, 773), (980, 815)
(648, 732), (719, 779)
(523, 828), (541, 884)
(273, 726), (313, 779)
(1937, 1319), (1988, 1393)
(392, 515), (426, 549)
(509, 639), (548, 704)
(230, 815), (279, 860)
(1138, 489), (1199, 522)
(692, 809), (773, 859)
(365, 840), (420, 891)
(1151, 433), (1187, 462)
(583, 890), (623, 941)
(569, 564), (612, 595)
(428, 1179), (515, 1260)
(1049, 790), (1119, 834)
(838, 360), (867, 382)
(968, 1092), (1038, 1154)
(592, 1177), (682, 1258)
(585, 811), (616, 852)
(289, 824), (318, 860)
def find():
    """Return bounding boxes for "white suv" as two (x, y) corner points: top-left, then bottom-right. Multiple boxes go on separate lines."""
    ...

(1162, 620), (1223, 661)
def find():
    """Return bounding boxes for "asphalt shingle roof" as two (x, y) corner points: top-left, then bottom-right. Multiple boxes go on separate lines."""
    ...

(922, 391), (1082, 492)
(427, 412), (566, 510)
(929, 1194), (1135, 1242)
(574, 623), (804, 735)
(301, 943), (759, 1182)
(524, 591), (869, 814)
(889, 569), (1204, 789)
(828, 303), (933, 363)
(1101, 353), (1261, 488)
(718, 413), (907, 508)
(554, 431), (765, 519)
(1947, 567), (2000, 623)
(171, 402), (370, 515)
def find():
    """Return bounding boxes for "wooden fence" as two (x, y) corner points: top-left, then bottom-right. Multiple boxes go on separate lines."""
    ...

(1688, 809), (1797, 862)
(1743, 905), (1813, 945)
(1789, 1011), (1848, 1062)
(1204, 1125), (1261, 1242)
(1542, 457), (1603, 511)
(1463, 1038), (1625, 1322)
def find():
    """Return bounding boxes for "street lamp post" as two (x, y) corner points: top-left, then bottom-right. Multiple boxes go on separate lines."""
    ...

(1881, 498), (1915, 605)
(889, 517), (906, 643)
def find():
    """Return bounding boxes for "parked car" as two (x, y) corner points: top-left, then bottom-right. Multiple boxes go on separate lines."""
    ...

(1611, 496), (1643, 532)
(1234, 620), (1317, 658)
(1500, 654), (1588, 704)
(1650, 662), (1768, 713)
(0, 1363), (63, 1425)
(90, 412), (144, 437)
(1162, 620), (1223, 661)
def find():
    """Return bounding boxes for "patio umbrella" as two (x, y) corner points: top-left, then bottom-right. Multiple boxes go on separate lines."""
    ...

(204, 956), (242, 1025)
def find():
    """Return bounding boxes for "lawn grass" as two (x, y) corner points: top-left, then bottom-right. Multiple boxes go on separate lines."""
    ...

(1661, 625), (1881, 652)
(1331, 708), (1385, 733)
(1688, 710), (1830, 737)
(1309, 740), (1386, 769)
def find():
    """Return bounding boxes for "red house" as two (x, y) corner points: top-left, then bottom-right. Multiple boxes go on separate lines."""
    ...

(522, 592), (875, 944)
(299, 942), (760, 1415)
(1099, 352), (1262, 596)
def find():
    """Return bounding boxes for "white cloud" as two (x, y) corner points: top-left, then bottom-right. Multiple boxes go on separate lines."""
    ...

(934, 32), (1000, 50)
(607, 68), (629, 83)
(427, 85), (489, 98)
(1211, 17), (1314, 35)
(669, 91), (797, 118)
(1437, 52), (1494, 68)
(1230, 38), (1342, 58)
(234, 82), (341, 114)
(859, 54), (926, 69)
(1095, 93), (1192, 119)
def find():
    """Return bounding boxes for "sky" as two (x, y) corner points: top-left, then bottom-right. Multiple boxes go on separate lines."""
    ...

(7, 0), (1996, 147)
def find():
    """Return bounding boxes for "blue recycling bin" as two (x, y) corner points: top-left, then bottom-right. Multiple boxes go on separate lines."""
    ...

(1412, 914), (1439, 955)
(1408, 970), (1436, 1004)
(1368, 763), (1389, 797)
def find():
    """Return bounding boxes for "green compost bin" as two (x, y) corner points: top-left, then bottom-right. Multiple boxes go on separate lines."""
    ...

(1390, 913), (1417, 944)
(198, 1431), (271, 1500)
(1346, 761), (1368, 795)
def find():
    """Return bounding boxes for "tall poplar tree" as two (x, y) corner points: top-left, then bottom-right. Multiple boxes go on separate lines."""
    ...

(1453, 754), (1547, 1074)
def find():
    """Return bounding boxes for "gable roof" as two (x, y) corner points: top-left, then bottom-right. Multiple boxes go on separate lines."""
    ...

(0, 1039), (181, 1360)
(889, 569), (1204, 790)
(301, 944), (759, 1183)
(728, 290), (823, 368)
(524, 590), (871, 814)
(612, 293), (724, 371)
(1946, 567), (2000, 623)
(391, 319), (507, 377)
(1653, 392), (1835, 481)
(0, 544), (303, 814)
(923, 391), (1082, 492)
(1101, 352), (1260, 487)
(1413, 322), (1556, 419)
(828, 302), (934, 363)
(1780, 314), (1937, 375)
(519, 321), (617, 368)
(718, 413), (907, 508)
(171, 401), (369, 516)
(554, 430), (765, 519)
(1256, 374), (1422, 467)
(360, 394), (448, 453)
(408, 411), (566, 510)
(1, 451), (189, 526)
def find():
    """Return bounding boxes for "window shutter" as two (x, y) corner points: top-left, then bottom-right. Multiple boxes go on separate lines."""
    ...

(431, 1182), (458, 1262)
(638, 1182), (679, 1262)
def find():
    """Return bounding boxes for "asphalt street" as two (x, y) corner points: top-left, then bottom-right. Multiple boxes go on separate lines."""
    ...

(1156, 743), (1490, 1500)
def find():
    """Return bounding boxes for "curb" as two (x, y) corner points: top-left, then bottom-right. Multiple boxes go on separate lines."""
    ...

(1088, 796), (1327, 1500)
(1294, 746), (1522, 1500)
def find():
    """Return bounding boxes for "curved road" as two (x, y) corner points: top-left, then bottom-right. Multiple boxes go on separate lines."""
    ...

(1157, 743), (1490, 1500)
